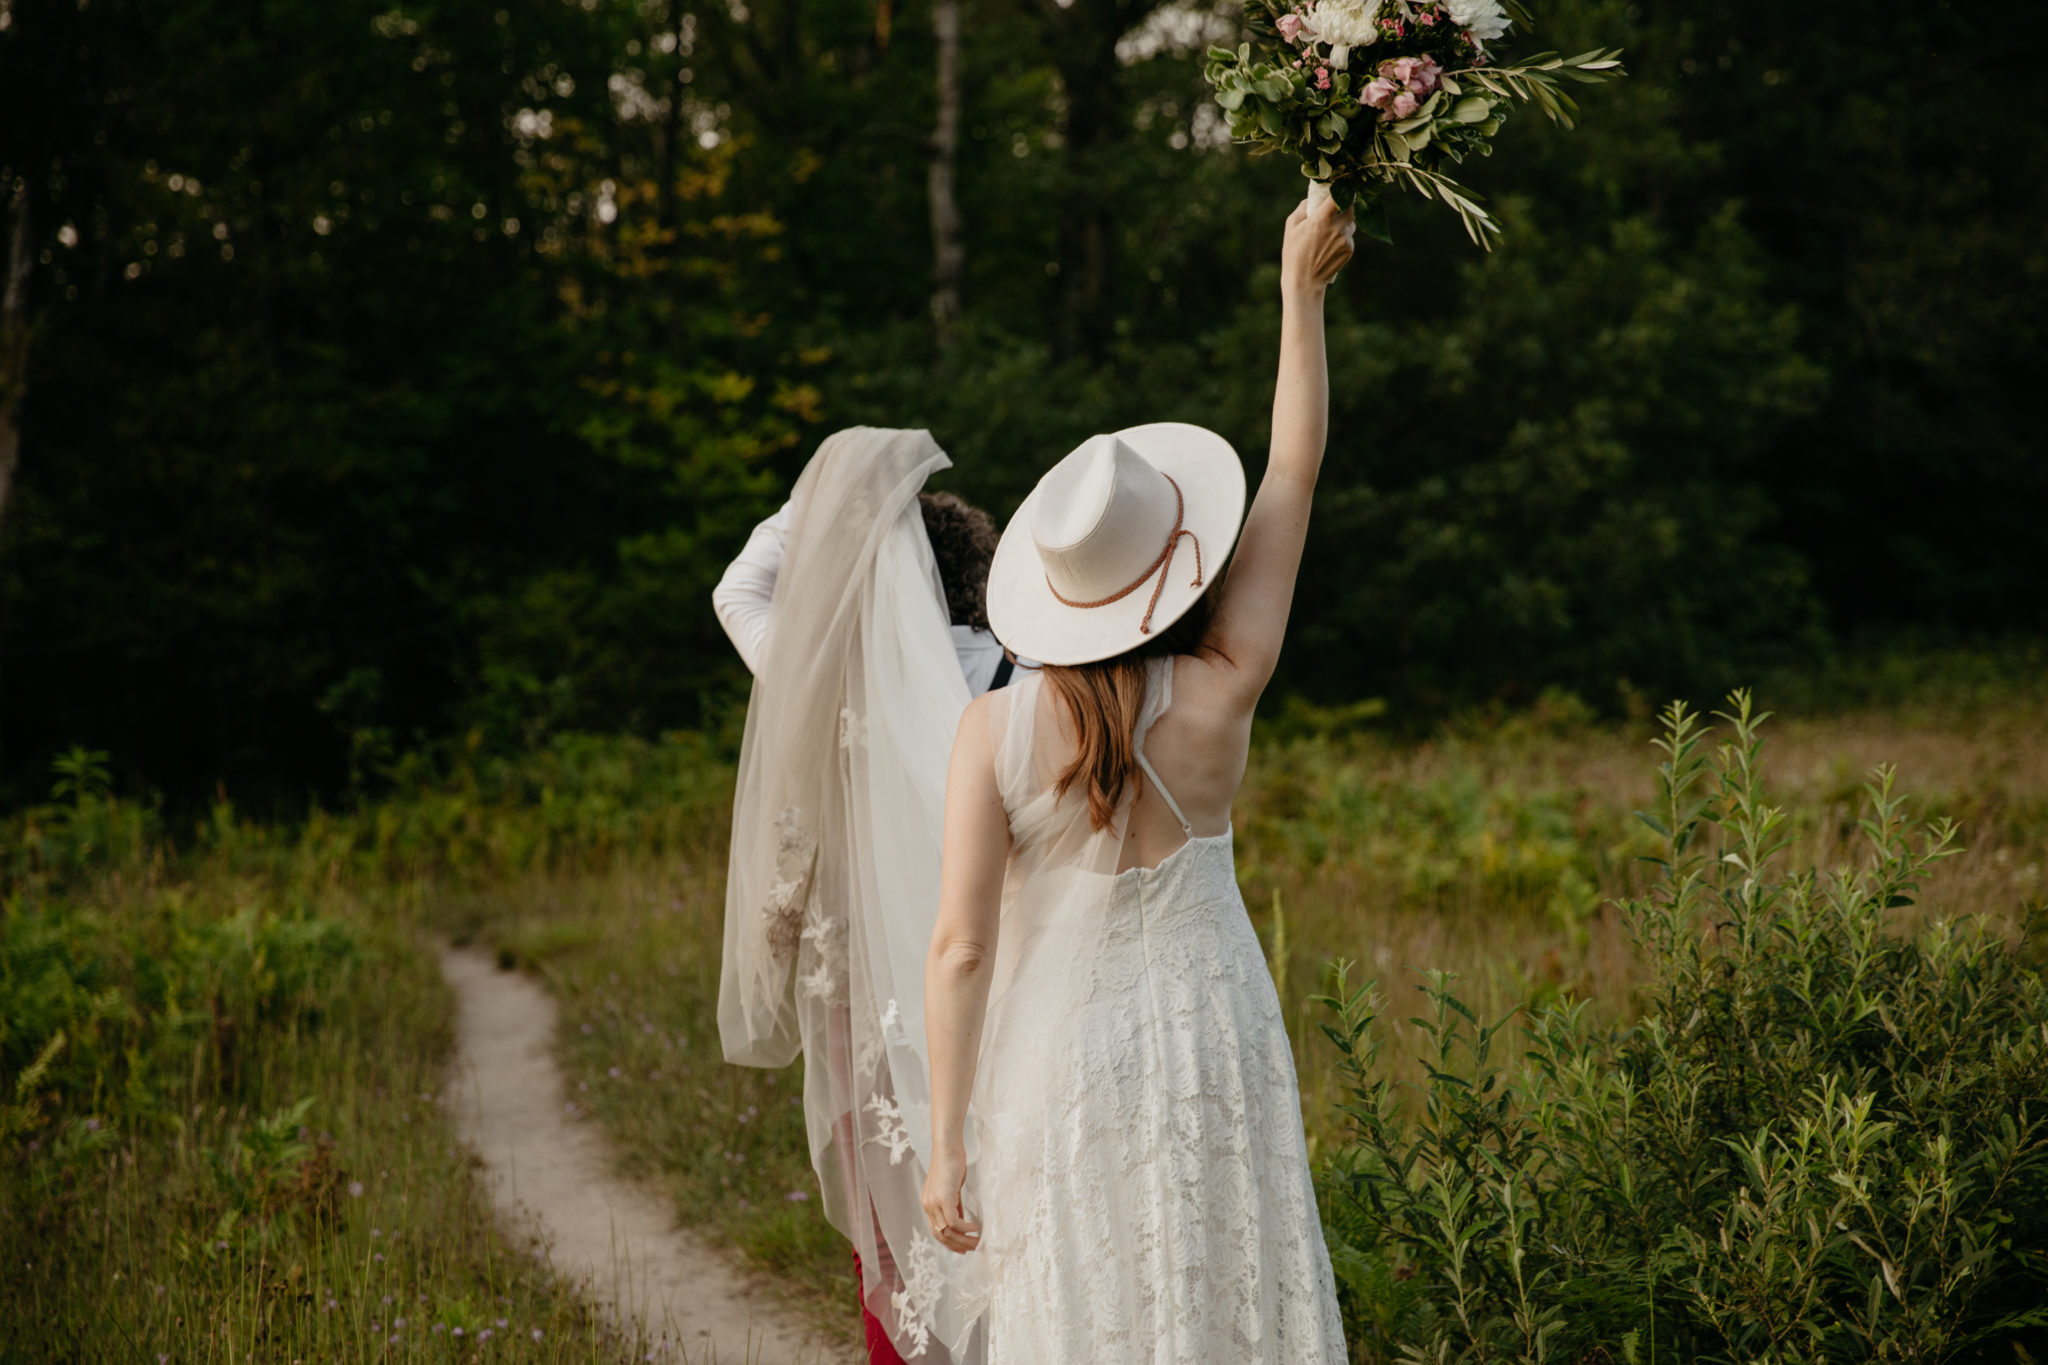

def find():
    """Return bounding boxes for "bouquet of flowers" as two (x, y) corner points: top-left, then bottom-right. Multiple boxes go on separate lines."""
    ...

(1204, 0), (1623, 246)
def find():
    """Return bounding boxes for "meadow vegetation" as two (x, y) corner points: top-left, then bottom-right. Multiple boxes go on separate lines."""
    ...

(5, 663), (2046, 1361)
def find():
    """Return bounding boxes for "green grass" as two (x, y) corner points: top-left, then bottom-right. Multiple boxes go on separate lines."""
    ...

(1, 841), (660, 1361)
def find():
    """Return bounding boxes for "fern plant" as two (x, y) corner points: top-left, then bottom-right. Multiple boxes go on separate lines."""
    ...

(1318, 693), (2048, 1363)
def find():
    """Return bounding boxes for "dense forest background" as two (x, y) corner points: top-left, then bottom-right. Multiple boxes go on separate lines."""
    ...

(1, 0), (2042, 811)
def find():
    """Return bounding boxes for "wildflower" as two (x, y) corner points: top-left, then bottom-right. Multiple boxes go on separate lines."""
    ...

(348, 1180), (365, 1197)
(371, 1228), (381, 1238)
(497, 1318), (509, 1327)
(608, 1067), (622, 1079)
(581, 1023), (593, 1034)
(532, 1328), (544, 1341)
(785, 1190), (810, 1202)
(454, 1327), (465, 1336)
(373, 1253), (385, 1263)
(84, 1118), (101, 1131)
(395, 1318), (407, 1328)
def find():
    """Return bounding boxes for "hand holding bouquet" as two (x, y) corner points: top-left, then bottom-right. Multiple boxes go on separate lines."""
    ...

(1205, 0), (1623, 246)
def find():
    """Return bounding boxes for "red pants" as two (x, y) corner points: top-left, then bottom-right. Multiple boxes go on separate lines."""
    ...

(853, 1249), (911, 1365)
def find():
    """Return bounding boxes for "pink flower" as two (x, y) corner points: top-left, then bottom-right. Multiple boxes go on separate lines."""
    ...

(1390, 91), (1419, 118)
(1377, 56), (1441, 102)
(1360, 77), (1399, 109)
(1276, 13), (1304, 42)
(1315, 65), (1332, 89)
(1418, 6), (1438, 22)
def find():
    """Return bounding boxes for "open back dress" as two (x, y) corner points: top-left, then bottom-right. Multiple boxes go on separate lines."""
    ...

(960, 656), (1347, 1363)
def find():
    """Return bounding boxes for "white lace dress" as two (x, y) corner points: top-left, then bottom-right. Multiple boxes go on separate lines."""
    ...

(959, 657), (1347, 1364)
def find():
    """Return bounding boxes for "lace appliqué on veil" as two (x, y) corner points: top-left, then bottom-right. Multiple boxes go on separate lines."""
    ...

(761, 805), (817, 961)
(890, 1231), (945, 1358)
(863, 1093), (916, 1166)
(797, 898), (848, 1004)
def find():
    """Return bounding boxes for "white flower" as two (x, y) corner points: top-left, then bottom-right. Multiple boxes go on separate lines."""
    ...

(1446, 0), (1511, 43)
(1305, 0), (1384, 49)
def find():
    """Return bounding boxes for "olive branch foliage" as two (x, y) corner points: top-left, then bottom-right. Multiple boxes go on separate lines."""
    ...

(1315, 693), (2048, 1361)
(1205, 0), (1622, 246)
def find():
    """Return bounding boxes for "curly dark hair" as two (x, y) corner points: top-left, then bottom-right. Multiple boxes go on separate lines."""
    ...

(918, 491), (998, 631)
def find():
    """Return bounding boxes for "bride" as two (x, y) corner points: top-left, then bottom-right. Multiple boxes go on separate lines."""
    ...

(919, 199), (1355, 1361)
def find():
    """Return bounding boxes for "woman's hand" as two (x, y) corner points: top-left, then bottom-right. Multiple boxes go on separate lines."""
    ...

(1279, 197), (1356, 299)
(921, 1145), (981, 1254)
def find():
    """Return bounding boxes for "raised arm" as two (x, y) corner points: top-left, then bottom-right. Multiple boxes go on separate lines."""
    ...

(1202, 199), (1353, 696)
(920, 692), (1011, 1254)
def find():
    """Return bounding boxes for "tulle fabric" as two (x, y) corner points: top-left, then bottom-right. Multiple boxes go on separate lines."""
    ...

(953, 658), (1348, 1363)
(719, 426), (987, 1361)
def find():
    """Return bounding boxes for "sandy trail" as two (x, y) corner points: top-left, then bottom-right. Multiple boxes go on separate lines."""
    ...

(440, 945), (858, 1365)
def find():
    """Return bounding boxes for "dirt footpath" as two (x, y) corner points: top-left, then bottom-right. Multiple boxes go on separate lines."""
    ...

(440, 945), (859, 1364)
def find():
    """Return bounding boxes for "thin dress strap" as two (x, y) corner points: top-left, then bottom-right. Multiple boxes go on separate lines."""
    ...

(1134, 749), (1193, 837)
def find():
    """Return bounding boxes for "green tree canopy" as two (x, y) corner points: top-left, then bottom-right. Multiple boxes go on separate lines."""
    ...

(1, 0), (2041, 807)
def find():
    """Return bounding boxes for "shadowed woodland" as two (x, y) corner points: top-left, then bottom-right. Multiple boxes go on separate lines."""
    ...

(2, 0), (2043, 810)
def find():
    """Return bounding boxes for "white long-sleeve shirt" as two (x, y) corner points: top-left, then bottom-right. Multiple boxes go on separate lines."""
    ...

(712, 502), (1011, 694)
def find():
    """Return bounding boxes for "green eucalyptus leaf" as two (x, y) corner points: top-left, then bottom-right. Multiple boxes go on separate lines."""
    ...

(1356, 197), (1392, 243)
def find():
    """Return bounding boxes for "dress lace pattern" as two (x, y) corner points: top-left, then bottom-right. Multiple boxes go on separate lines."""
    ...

(963, 660), (1347, 1364)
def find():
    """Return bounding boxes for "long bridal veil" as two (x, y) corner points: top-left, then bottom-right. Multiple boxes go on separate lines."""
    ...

(719, 427), (988, 1360)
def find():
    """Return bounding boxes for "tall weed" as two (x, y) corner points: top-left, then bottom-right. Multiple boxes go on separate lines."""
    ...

(1318, 694), (2048, 1362)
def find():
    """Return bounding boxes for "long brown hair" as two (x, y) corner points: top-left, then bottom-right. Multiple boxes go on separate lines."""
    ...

(1041, 587), (1216, 830)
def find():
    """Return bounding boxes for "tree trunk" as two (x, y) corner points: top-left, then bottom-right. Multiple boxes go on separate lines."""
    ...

(0, 181), (32, 531)
(928, 0), (964, 344)
(1045, 0), (1129, 359)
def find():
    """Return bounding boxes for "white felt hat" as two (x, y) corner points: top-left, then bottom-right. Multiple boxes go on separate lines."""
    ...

(987, 423), (1246, 666)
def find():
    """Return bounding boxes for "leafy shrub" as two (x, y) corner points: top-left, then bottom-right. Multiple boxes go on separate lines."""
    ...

(1319, 693), (2048, 1363)
(0, 896), (354, 1166)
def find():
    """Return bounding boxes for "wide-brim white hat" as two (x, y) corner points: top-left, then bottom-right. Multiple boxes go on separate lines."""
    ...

(987, 422), (1246, 667)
